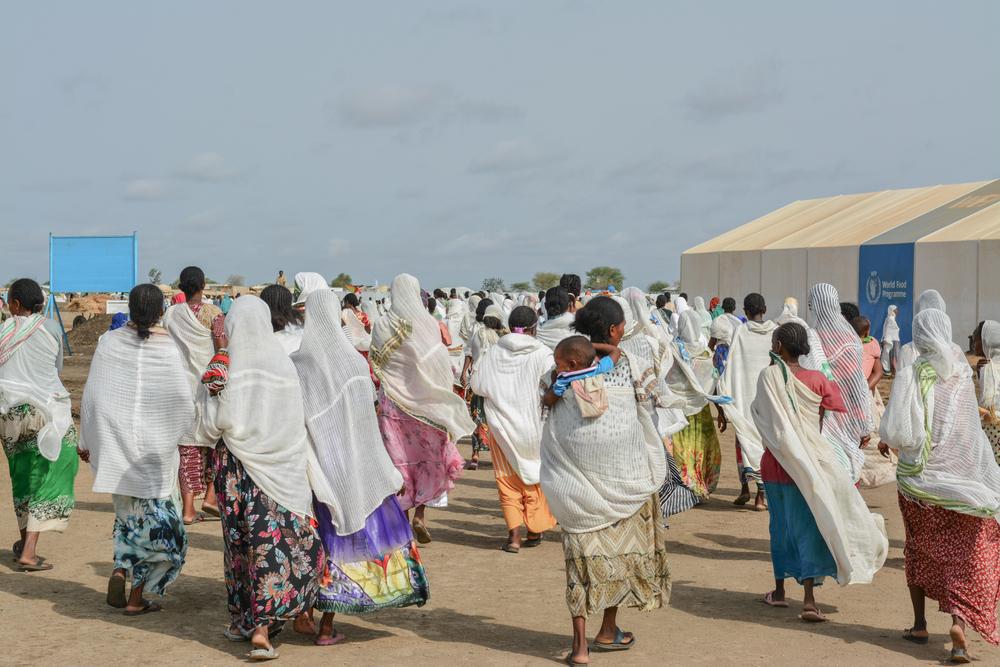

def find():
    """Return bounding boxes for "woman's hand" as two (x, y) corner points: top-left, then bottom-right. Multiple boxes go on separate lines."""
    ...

(716, 408), (728, 433)
(859, 435), (872, 449)
(877, 441), (892, 459)
(76, 447), (90, 463)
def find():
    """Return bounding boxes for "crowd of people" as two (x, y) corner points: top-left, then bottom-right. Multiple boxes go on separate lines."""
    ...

(2, 270), (999, 664)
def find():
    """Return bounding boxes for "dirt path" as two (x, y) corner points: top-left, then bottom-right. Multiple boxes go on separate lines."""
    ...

(2, 354), (996, 665)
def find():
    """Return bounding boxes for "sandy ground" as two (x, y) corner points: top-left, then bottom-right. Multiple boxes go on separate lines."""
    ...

(1, 352), (997, 666)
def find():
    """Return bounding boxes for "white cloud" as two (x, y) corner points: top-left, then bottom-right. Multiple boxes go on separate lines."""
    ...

(337, 85), (447, 128)
(123, 178), (170, 201)
(468, 140), (563, 174)
(682, 60), (783, 121)
(328, 238), (351, 256)
(176, 152), (241, 182)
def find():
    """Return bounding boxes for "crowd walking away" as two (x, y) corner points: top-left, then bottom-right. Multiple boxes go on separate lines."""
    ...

(2, 268), (1000, 664)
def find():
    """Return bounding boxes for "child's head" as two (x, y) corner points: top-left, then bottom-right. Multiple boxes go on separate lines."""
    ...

(722, 297), (737, 314)
(743, 292), (766, 320)
(772, 322), (810, 363)
(554, 335), (597, 373)
(6, 278), (46, 315)
(851, 315), (870, 338)
(508, 306), (537, 335)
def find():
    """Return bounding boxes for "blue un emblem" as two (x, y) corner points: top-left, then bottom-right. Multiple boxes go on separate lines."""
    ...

(866, 271), (882, 304)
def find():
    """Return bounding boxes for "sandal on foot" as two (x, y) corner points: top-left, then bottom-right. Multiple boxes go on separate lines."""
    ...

(501, 543), (520, 554)
(249, 646), (279, 662)
(106, 574), (127, 608)
(733, 493), (751, 506)
(593, 628), (635, 651)
(224, 627), (248, 642)
(760, 591), (789, 608)
(412, 522), (432, 544)
(183, 514), (206, 526)
(902, 628), (929, 645)
(950, 647), (971, 664)
(564, 649), (589, 666)
(314, 630), (345, 646)
(17, 560), (53, 572)
(11, 540), (23, 560)
(201, 504), (222, 518)
(464, 460), (479, 471)
(523, 534), (543, 548)
(123, 600), (162, 616)
(800, 609), (827, 623)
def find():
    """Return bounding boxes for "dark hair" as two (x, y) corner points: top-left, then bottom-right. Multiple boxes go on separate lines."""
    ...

(555, 335), (596, 367)
(559, 274), (582, 299)
(483, 315), (503, 331)
(450, 288), (458, 298)
(722, 297), (737, 313)
(260, 284), (301, 332)
(851, 316), (870, 337)
(178, 266), (206, 300)
(573, 296), (624, 344)
(774, 322), (810, 357)
(679, 292), (688, 300)
(464, 291), (470, 298)
(426, 297), (437, 315)
(655, 293), (669, 309)
(129, 283), (164, 340)
(8, 278), (45, 314)
(975, 320), (986, 341)
(544, 286), (570, 318)
(743, 292), (766, 318)
(508, 305), (537, 332)
(840, 302), (860, 322)
(433, 288), (447, 300)
(342, 293), (360, 309)
(476, 298), (493, 323)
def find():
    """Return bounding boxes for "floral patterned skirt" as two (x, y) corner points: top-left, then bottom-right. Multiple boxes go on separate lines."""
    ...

(213, 444), (324, 633)
(899, 493), (1000, 645)
(671, 405), (722, 498)
(112, 494), (187, 596)
(1, 404), (79, 532)
(467, 393), (491, 456)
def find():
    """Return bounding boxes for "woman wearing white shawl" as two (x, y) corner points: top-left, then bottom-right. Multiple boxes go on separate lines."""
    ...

(292, 289), (427, 643)
(897, 289), (955, 369)
(880, 308), (1000, 659)
(80, 284), (192, 613)
(880, 304), (900, 375)
(461, 300), (505, 469)
(371, 274), (474, 543)
(540, 296), (669, 663)
(194, 296), (323, 659)
(708, 297), (744, 375)
(470, 306), (558, 552)
(162, 265), (224, 523)
(718, 292), (776, 510)
(751, 321), (887, 620)
(459, 294), (482, 345)
(0, 278), (78, 571)
(807, 284), (873, 483)
(260, 283), (305, 356)
(665, 310), (725, 501)
(974, 320), (1000, 464)
(775, 297), (805, 326)
(692, 296), (713, 339)
(536, 286), (576, 351)
(293, 271), (330, 307)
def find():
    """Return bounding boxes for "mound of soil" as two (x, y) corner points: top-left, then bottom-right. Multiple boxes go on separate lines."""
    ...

(67, 314), (114, 350)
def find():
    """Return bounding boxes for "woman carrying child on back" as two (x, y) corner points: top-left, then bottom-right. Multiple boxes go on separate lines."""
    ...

(539, 296), (670, 666)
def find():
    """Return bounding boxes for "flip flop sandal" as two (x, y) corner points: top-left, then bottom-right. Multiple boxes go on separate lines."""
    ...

(224, 627), (249, 642)
(201, 504), (222, 518)
(593, 628), (635, 652)
(17, 560), (54, 572)
(107, 574), (128, 608)
(950, 647), (971, 664)
(12, 540), (22, 560)
(248, 647), (279, 662)
(760, 591), (789, 608)
(314, 630), (345, 646)
(501, 543), (520, 554)
(183, 514), (206, 526)
(733, 494), (751, 506)
(564, 649), (589, 666)
(522, 535), (543, 548)
(464, 461), (479, 471)
(902, 628), (929, 645)
(412, 522), (432, 544)
(800, 609), (827, 623)
(123, 600), (162, 616)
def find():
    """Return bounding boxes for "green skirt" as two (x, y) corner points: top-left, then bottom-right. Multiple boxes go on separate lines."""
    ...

(1, 404), (79, 532)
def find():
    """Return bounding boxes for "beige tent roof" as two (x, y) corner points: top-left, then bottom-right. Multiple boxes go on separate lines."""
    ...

(682, 180), (993, 254)
(918, 200), (1000, 242)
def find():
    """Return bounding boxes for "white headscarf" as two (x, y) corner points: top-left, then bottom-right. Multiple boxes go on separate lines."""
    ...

(898, 289), (962, 370)
(294, 272), (329, 306)
(916, 289), (946, 313)
(979, 320), (1000, 413)
(775, 297), (805, 326)
(460, 295), (482, 344)
(342, 307), (371, 352)
(370, 274), (475, 440)
(881, 305), (900, 343)
(195, 296), (314, 518)
(809, 283), (873, 481)
(692, 296), (712, 337)
(882, 308), (1000, 521)
(676, 310), (708, 357)
(293, 290), (402, 535)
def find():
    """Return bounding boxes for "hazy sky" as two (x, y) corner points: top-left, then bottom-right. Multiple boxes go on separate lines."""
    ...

(5, 1), (999, 290)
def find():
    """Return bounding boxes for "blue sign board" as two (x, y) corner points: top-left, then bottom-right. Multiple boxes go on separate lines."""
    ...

(50, 234), (138, 293)
(858, 242), (913, 344)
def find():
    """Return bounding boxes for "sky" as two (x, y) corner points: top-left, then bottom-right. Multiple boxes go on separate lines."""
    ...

(4, 1), (999, 291)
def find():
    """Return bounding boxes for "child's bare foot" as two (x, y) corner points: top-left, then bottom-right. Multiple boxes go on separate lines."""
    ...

(293, 612), (316, 635)
(950, 620), (971, 663)
(754, 490), (768, 512)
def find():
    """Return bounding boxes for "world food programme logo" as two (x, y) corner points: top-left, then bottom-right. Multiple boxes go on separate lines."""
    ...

(866, 271), (882, 304)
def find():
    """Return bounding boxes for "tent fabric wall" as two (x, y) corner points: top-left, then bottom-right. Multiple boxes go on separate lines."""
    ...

(980, 239), (1000, 324)
(914, 240), (979, 344)
(718, 250), (761, 309)
(679, 252), (719, 301)
(760, 248), (808, 319)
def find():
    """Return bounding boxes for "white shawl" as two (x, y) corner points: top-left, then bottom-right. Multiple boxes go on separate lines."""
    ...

(445, 298), (466, 346)
(718, 319), (778, 472)
(292, 290), (402, 535)
(979, 320), (1000, 413)
(881, 305), (900, 343)
(163, 302), (218, 447)
(536, 311), (575, 351)
(80, 327), (194, 498)
(195, 296), (314, 518)
(293, 272), (329, 306)
(540, 352), (667, 533)
(882, 309), (1000, 520)
(470, 333), (553, 484)
(370, 274), (475, 441)
(460, 295), (482, 344)
(342, 308), (371, 352)
(0, 318), (72, 461)
(752, 362), (888, 583)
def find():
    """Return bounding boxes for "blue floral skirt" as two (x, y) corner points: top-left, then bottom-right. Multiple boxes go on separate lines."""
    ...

(112, 494), (187, 596)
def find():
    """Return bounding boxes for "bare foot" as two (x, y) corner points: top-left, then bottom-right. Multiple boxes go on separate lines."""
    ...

(754, 491), (768, 512)
(293, 612), (317, 635)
